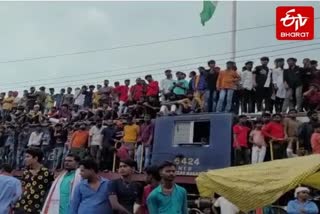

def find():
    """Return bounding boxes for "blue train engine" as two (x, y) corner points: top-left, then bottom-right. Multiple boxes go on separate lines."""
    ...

(151, 113), (233, 181)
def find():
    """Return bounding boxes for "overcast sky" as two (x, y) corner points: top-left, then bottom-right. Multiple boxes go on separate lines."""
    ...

(0, 1), (319, 93)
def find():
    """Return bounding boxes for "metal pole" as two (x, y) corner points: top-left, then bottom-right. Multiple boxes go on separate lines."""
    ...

(231, 0), (237, 61)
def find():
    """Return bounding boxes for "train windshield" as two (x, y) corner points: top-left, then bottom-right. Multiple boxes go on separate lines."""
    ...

(173, 120), (210, 146)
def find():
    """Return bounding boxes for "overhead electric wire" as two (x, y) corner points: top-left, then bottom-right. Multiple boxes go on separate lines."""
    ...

(3, 45), (320, 91)
(1, 17), (320, 64)
(30, 46), (320, 90)
(1, 38), (319, 87)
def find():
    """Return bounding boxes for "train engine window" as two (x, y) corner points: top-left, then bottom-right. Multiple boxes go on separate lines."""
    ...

(173, 121), (210, 145)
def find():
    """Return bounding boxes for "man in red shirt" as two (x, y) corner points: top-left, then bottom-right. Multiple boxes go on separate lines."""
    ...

(140, 165), (161, 214)
(233, 115), (251, 165)
(129, 78), (144, 103)
(117, 79), (130, 115)
(145, 75), (159, 100)
(262, 113), (285, 160)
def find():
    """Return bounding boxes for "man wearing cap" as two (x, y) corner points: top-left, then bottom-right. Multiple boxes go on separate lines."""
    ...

(283, 57), (304, 112)
(253, 56), (272, 112)
(27, 104), (43, 124)
(287, 187), (318, 214)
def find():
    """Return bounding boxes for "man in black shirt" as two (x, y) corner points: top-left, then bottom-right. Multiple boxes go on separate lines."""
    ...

(205, 60), (220, 112)
(101, 120), (116, 171)
(283, 57), (303, 112)
(109, 159), (143, 214)
(253, 56), (272, 112)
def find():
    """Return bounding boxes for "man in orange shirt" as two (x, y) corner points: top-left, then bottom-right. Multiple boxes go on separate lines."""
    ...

(216, 61), (240, 112)
(70, 123), (89, 159)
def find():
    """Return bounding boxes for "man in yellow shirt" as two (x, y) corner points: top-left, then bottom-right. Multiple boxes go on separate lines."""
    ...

(2, 91), (15, 120)
(123, 117), (140, 159)
(93, 84), (102, 109)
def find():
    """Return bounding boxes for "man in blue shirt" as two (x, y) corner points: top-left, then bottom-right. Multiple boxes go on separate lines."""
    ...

(0, 164), (22, 214)
(287, 187), (318, 214)
(147, 161), (188, 214)
(71, 159), (112, 214)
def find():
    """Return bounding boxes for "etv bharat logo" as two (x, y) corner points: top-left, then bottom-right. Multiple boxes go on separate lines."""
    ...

(276, 6), (314, 40)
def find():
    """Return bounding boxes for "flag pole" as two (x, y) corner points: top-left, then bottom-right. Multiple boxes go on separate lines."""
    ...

(231, 0), (237, 61)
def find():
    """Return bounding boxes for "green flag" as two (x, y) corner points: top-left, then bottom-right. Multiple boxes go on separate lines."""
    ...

(200, 1), (218, 26)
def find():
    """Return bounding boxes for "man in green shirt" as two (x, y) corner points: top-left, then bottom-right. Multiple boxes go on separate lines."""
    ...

(170, 72), (189, 99)
(42, 153), (82, 214)
(147, 161), (188, 214)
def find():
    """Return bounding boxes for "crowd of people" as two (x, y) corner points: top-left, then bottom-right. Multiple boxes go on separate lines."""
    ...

(232, 110), (320, 166)
(0, 149), (189, 214)
(0, 56), (318, 213)
(0, 56), (319, 172)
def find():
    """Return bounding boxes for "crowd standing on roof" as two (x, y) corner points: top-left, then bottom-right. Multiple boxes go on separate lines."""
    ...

(0, 57), (319, 213)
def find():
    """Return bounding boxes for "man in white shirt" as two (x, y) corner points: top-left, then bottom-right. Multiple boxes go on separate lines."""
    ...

(213, 196), (239, 214)
(160, 69), (174, 102)
(240, 61), (254, 113)
(271, 58), (286, 113)
(89, 119), (104, 169)
(74, 87), (85, 108)
(28, 125), (43, 147)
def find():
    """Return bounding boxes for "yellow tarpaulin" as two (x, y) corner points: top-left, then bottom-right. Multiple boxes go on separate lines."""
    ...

(196, 155), (320, 212)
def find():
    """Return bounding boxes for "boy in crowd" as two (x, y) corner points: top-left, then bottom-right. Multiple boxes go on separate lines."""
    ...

(249, 120), (266, 164)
